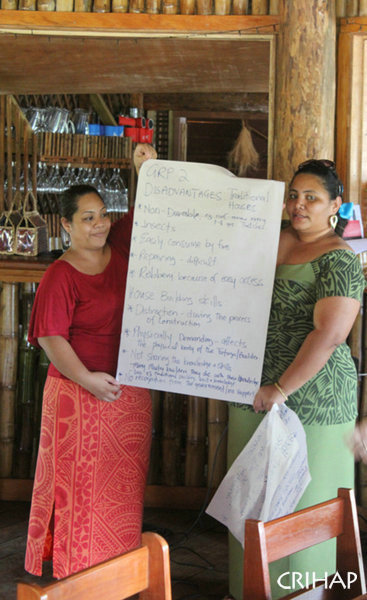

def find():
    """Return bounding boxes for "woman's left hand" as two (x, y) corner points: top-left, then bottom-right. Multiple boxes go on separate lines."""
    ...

(253, 384), (285, 413)
(347, 420), (367, 463)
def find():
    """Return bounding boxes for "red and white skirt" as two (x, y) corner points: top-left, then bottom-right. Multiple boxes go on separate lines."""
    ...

(25, 376), (152, 579)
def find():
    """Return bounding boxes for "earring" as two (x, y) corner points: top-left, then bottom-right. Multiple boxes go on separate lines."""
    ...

(61, 227), (71, 250)
(329, 214), (338, 230)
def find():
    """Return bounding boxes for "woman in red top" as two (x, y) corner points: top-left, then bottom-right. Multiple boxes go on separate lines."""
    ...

(25, 144), (156, 579)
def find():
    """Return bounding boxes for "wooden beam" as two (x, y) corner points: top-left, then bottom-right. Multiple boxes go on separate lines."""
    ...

(89, 93), (117, 125)
(339, 16), (367, 31)
(143, 92), (269, 113)
(0, 36), (271, 95)
(0, 11), (280, 36)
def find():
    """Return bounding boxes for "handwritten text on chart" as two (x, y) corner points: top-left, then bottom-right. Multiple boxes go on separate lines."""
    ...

(117, 160), (285, 403)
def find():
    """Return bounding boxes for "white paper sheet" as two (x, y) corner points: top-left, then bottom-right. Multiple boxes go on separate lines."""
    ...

(117, 159), (285, 403)
(206, 404), (311, 546)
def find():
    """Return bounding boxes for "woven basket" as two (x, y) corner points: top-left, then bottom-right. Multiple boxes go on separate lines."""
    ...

(0, 197), (23, 255)
(15, 191), (48, 256)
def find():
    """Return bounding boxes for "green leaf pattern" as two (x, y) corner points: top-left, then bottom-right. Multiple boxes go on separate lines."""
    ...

(240, 250), (366, 425)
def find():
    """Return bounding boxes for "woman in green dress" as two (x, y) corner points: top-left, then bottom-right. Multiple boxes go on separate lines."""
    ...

(228, 159), (366, 599)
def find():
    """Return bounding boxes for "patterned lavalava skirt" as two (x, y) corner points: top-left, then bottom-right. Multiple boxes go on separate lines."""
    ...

(25, 376), (152, 579)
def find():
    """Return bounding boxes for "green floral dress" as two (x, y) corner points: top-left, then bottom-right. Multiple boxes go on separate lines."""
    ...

(227, 249), (366, 600)
(260, 249), (366, 425)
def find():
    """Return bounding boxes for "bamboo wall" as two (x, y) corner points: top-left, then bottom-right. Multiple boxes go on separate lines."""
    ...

(2, 0), (367, 15)
(1, 0), (280, 14)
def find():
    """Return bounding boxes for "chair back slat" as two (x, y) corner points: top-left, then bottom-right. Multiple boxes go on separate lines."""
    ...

(243, 488), (366, 600)
(17, 532), (172, 600)
(264, 498), (343, 563)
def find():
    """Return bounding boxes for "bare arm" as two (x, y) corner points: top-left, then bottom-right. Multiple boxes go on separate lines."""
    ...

(38, 335), (121, 402)
(253, 295), (361, 412)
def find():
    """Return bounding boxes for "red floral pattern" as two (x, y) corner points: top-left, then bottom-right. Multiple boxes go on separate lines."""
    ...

(25, 376), (151, 579)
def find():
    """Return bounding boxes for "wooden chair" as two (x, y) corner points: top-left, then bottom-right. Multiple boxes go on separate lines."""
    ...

(243, 488), (366, 600)
(17, 532), (172, 600)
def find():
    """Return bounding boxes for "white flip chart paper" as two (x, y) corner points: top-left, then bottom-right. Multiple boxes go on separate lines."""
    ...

(205, 404), (311, 546)
(117, 159), (285, 404)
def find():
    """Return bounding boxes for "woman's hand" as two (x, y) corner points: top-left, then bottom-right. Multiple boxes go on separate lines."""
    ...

(133, 143), (157, 174)
(38, 336), (121, 402)
(253, 384), (285, 413)
(347, 420), (367, 463)
(81, 371), (121, 402)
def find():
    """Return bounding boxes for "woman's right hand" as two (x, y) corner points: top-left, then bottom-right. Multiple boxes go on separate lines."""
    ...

(38, 336), (121, 402)
(133, 143), (157, 174)
(82, 371), (121, 402)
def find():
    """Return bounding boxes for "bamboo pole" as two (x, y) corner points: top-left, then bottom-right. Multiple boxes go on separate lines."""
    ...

(146, 390), (162, 484)
(196, 0), (211, 12)
(214, 0), (230, 13)
(19, 0), (36, 9)
(74, 0), (92, 10)
(232, 0), (247, 12)
(129, 0), (144, 11)
(146, 0), (161, 12)
(336, 0), (346, 16)
(30, 348), (49, 477)
(184, 396), (207, 486)
(37, 0), (56, 9)
(93, 0), (110, 9)
(1, 0), (18, 8)
(0, 283), (19, 477)
(162, 0), (177, 13)
(14, 99), (21, 195)
(207, 398), (228, 488)
(161, 392), (183, 485)
(56, 0), (74, 9)
(346, 0), (358, 15)
(0, 96), (5, 213)
(23, 119), (29, 195)
(13, 283), (38, 479)
(269, 0), (278, 13)
(6, 96), (13, 210)
(112, 0), (128, 11)
(32, 130), (38, 199)
(251, 0), (267, 14)
(179, 0), (194, 13)
(360, 0), (367, 15)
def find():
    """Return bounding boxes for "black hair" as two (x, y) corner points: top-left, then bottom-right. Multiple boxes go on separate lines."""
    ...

(290, 160), (347, 237)
(60, 184), (104, 222)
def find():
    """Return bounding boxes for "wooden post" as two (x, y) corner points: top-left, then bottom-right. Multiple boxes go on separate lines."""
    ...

(0, 283), (19, 477)
(207, 399), (228, 488)
(146, 390), (162, 484)
(184, 396), (207, 486)
(273, 1), (336, 185)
